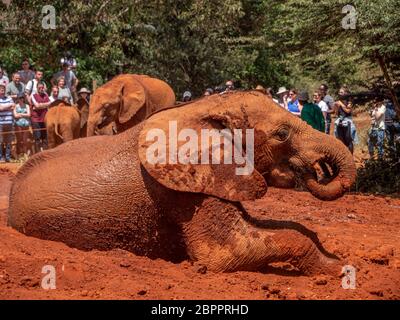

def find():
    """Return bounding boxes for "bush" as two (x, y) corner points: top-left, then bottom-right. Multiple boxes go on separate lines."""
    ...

(355, 142), (400, 195)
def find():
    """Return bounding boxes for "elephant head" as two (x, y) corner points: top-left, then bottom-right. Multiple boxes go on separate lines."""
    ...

(138, 91), (356, 202)
(87, 74), (176, 137)
(87, 74), (148, 136)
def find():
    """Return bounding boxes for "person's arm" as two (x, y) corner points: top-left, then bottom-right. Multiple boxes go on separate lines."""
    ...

(342, 101), (352, 113)
(23, 104), (31, 118)
(25, 81), (33, 105)
(33, 94), (52, 109)
(6, 84), (16, 100)
(0, 101), (15, 111)
(71, 73), (79, 92)
(336, 100), (351, 114)
(13, 106), (21, 118)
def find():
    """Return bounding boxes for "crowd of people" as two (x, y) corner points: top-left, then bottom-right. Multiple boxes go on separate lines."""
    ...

(1, 58), (399, 163)
(0, 54), (92, 162)
(183, 80), (399, 159)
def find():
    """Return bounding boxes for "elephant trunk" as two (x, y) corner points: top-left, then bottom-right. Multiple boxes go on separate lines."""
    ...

(302, 135), (356, 201)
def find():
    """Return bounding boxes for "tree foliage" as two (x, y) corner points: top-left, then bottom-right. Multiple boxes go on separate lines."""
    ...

(0, 0), (399, 99)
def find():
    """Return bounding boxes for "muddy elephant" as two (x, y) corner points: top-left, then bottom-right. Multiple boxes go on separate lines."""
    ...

(8, 91), (356, 275)
(45, 99), (89, 149)
(86, 74), (176, 136)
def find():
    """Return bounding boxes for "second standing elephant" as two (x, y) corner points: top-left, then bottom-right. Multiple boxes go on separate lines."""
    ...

(86, 74), (176, 136)
(45, 99), (89, 149)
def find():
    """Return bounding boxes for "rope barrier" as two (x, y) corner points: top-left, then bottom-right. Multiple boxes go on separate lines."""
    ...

(0, 127), (48, 135)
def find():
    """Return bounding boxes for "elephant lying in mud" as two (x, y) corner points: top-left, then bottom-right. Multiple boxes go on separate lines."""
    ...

(8, 91), (356, 275)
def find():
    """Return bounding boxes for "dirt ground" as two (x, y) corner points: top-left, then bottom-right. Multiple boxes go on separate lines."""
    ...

(0, 163), (399, 300)
(0, 113), (399, 300)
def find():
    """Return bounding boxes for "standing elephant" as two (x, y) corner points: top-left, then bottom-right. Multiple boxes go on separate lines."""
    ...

(8, 91), (356, 275)
(45, 98), (89, 149)
(86, 74), (176, 136)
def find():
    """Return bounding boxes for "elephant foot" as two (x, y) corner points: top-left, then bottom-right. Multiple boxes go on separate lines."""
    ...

(266, 230), (342, 276)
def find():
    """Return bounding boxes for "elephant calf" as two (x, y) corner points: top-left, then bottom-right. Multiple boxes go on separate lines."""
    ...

(8, 91), (356, 275)
(45, 99), (89, 149)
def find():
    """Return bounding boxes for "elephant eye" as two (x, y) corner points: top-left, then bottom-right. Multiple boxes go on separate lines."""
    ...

(274, 127), (290, 142)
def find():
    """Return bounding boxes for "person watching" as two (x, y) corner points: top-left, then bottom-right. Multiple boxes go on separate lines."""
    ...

(13, 93), (31, 158)
(313, 91), (329, 133)
(77, 87), (91, 103)
(287, 89), (300, 116)
(334, 86), (358, 154)
(18, 59), (35, 85)
(203, 88), (214, 96)
(56, 76), (73, 104)
(31, 82), (51, 153)
(276, 86), (289, 108)
(6, 73), (25, 102)
(25, 70), (47, 105)
(0, 84), (15, 162)
(51, 62), (78, 101)
(49, 86), (60, 103)
(298, 91), (325, 132)
(182, 91), (192, 102)
(368, 96), (386, 158)
(319, 84), (335, 134)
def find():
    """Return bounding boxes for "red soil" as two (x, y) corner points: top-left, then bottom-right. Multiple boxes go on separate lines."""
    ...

(0, 164), (399, 300)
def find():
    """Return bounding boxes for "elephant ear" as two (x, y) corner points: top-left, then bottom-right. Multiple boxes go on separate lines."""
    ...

(118, 78), (146, 124)
(138, 101), (267, 202)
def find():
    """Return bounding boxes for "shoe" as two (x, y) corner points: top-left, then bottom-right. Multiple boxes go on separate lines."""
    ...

(0, 158), (5, 163)
(5, 158), (11, 163)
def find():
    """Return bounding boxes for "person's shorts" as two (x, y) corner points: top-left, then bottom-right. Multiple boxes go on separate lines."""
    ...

(0, 124), (15, 144)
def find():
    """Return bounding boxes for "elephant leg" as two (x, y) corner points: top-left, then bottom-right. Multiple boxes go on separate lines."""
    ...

(61, 126), (75, 143)
(46, 126), (57, 150)
(182, 197), (340, 275)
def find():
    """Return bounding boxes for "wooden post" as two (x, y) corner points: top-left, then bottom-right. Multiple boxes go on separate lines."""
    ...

(92, 79), (97, 92)
(376, 53), (400, 118)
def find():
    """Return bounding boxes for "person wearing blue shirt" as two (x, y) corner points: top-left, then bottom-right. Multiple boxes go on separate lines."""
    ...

(286, 89), (300, 116)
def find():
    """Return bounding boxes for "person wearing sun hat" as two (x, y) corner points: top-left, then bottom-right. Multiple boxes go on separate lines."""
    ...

(78, 87), (91, 103)
(276, 86), (289, 108)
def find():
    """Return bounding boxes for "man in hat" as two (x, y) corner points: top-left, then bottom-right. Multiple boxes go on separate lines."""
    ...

(78, 87), (91, 103)
(276, 86), (289, 108)
(298, 91), (325, 133)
